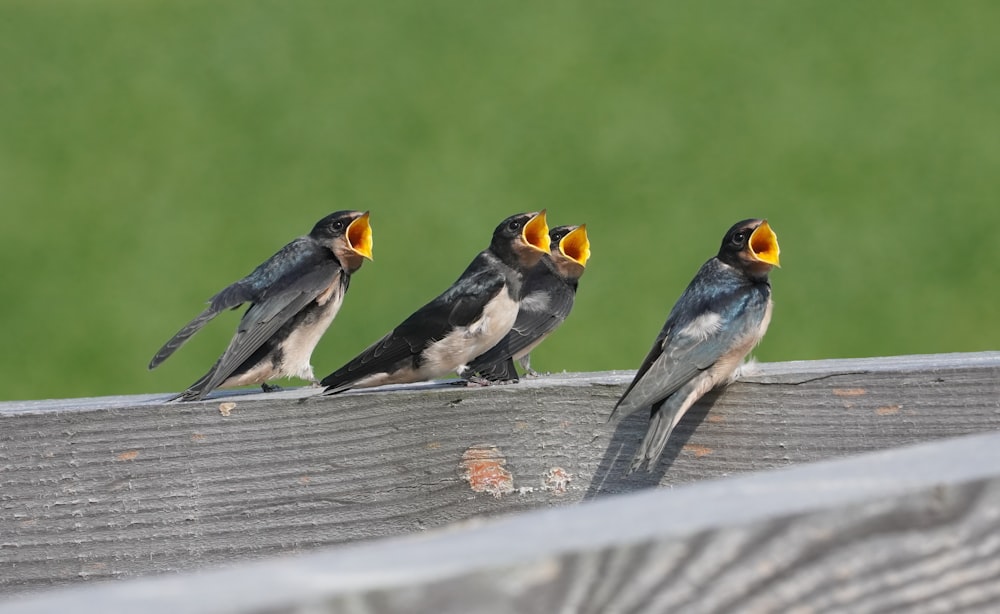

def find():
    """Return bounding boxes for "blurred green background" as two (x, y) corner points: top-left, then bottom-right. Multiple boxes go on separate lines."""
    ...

(2, 1), (998, 401)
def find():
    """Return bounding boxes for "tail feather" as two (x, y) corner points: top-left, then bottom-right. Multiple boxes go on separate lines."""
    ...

(148, 307), (221, 370)
(466, 356), (520, 384)
(626, 386), (693, 473)
(165, 370), (215, 402)
(624, 369), (719, 472)
(150, 283), (253, 370)
(628, 406), (673, 473)
(320, 364), (358, 394)
(323, 381), (354, 395)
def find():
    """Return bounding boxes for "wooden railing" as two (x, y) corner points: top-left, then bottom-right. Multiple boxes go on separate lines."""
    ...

(2, 351), (998, 611)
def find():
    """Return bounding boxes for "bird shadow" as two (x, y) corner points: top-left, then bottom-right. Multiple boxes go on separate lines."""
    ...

(583, 389), (723, 501)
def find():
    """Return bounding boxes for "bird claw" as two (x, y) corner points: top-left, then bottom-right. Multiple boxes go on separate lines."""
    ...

(462, 374), (520, 387)
(261, 382), (284, 393)
(627, 456), (650, 474)
(463, 375), (494, 387)
(491, 377), (521, 386)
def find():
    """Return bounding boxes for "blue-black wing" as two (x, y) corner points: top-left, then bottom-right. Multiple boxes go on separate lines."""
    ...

(321, 251), (506, 391)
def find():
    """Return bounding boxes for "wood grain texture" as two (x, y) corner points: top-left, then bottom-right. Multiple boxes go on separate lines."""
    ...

(6, 431), (1000, 614)
(1, 351), (998, 594)
(348, 478), (1000, 614)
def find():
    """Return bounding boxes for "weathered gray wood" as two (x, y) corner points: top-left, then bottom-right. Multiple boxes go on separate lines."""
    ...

(1, 351), (998, 593)
(5, 431), (1000, 614)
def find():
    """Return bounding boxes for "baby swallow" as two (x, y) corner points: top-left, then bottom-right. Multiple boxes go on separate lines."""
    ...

(149, 211), (374, 401)
(321, 211), (550, 394)
(611, 219), (780, 473)
(465, 224), (591, 383)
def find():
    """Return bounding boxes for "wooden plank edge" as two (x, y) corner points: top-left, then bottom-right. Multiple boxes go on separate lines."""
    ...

(2, 350), (998, 415)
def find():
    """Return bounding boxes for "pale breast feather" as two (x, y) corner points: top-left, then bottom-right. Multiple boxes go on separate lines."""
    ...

(678, 311), (724, 341)
(422, 291), (519, 376)
(518, 290), (551, 313)
(278, 277), (348, 380)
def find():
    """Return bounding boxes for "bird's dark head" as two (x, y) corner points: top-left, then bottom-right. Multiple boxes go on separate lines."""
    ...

(718, 219), (780, 279)
(490, 210), (550, 268)
(311, 210), (374, 272)
(548, 224), (591, 278)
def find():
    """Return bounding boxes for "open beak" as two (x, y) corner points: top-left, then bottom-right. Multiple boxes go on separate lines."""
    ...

(523, 210), (550, 253)
(347, 211), (374, 260)
(558, 224), (591, 266)
(749, 220), (780, 267)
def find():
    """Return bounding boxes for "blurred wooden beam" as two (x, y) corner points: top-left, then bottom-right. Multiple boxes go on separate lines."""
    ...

(5, 430), (1000, 613)
(1, 351), (998, 593)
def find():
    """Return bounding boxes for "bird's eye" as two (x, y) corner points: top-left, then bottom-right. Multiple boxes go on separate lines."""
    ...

(331, 221), (344, 231)
(508, 220), (522, 232)
(732, 231), (746, 245)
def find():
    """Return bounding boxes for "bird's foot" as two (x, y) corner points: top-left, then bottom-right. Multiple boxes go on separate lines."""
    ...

(462, 374), (519, 387)
(729, 357), (761, 383)
(524, 368), (542, 378)
(627, 456), (649, 475)
(261, 382), (284, 393)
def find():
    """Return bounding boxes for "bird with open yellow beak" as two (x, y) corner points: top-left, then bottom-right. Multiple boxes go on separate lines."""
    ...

(322, 211), (551, 393)
(150, 210), (374, 401)
(611, 219), (780, 472)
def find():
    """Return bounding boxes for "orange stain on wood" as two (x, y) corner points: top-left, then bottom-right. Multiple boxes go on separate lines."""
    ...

(684, 444), (714, 458)
(191, 433), (206, 442)
(706, 413), (725, 424)
(833, 388), (866, 397)
(460, 446), (514, 499)
(116, 450), (139, 462)
(218, 402), (236, 416)
(876, 405), (902, 416)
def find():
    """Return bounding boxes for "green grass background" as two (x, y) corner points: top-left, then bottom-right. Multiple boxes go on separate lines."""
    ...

(2, 1), (998, 401)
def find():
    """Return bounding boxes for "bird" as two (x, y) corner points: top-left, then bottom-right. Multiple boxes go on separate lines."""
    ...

(321, 211), (551, 394)
(611, 219), (780, 473)
(464, 223), (591, 383)
(149, 210), (374, 402)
